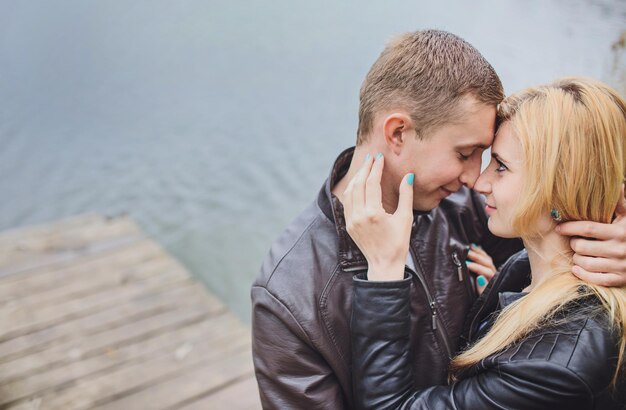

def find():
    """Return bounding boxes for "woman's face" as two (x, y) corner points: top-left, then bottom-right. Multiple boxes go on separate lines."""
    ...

(474, 122), (525, 238)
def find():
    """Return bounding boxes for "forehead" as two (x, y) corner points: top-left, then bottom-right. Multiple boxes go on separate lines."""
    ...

(446, 101), (497, 148)
(492, 122), (523, 160)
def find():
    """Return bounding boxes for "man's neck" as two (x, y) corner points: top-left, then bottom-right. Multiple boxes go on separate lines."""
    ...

(523, 230), (572, 292)
(332, 145), (400, 213)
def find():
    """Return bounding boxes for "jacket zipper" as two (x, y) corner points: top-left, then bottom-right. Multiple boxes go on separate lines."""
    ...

(409, 248), (452, 358)
(343, 252), (453, 358)
(343, 265), (367, 273)
(452, 250), (477, 299)
(451, 251), (464, 282)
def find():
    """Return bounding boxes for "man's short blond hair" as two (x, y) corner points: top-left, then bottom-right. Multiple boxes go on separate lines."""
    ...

(357, 30), (504, 144)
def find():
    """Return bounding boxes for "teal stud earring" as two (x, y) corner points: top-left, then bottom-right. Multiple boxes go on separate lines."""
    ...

(550, 209), (562, 222)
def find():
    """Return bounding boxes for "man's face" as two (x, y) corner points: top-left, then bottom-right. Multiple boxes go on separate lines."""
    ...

(389, 97), (496, 211)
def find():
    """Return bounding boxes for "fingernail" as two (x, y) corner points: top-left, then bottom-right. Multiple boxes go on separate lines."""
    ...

(477, 275), (487, 287)
(465, 260), (471, 265)
(407, 173), (414, 186)
(364, 154), (371, 162)
(471, 243), (478, 248)
(376, 152), (383, 160)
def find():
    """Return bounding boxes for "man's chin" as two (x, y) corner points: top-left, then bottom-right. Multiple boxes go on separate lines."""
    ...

(412, 197), (441, 212)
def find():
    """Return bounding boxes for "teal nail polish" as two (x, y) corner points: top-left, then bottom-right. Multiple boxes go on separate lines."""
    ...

(465, 260), (471, 265)
(364, 154), (371, 161)
(407, 173), (414, 186)
(376, 152), (383, 160)
(471, 243), (478, 248)
(477, 275), (487, 287)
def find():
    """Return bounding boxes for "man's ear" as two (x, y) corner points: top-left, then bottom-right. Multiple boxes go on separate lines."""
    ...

(383, 113), (415, 155)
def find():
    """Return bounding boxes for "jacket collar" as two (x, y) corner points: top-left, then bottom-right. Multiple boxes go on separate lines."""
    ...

(317, 146), (433, 271)
(462, 249), (531, 344)
(498, 291), (528, 308)
(317, 147), (369, 271)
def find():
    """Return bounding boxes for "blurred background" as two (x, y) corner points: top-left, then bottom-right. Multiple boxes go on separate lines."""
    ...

(1, 0), (625, 323)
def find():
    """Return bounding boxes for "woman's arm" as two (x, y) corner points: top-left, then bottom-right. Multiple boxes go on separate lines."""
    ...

(351, 275), (594, 410)
(351, 272), (414, 409)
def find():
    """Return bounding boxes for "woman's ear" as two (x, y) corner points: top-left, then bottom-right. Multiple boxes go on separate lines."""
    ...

(382, 113), (414, 155)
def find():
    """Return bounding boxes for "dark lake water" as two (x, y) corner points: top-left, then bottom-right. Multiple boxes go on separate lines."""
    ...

(1, 0), (625, 322)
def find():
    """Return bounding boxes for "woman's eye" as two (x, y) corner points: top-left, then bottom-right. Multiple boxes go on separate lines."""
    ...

(495, 160), (508, 172)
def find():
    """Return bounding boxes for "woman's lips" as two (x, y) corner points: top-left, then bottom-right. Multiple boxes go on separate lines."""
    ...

(485, 204), (497, 215)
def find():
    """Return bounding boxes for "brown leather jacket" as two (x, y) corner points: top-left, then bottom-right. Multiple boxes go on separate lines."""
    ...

(251, 147), (523, 409)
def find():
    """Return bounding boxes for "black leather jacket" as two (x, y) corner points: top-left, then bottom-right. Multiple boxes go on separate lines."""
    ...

(251, 147), (523, 409)
(351, 250), (625, 409)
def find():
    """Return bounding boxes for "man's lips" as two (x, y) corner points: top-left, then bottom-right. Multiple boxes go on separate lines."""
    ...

(439, 186), (458, 196)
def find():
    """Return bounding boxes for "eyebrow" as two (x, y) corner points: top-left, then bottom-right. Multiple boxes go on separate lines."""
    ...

(491, 152), (509, 164)
(458, 143), (490, 150)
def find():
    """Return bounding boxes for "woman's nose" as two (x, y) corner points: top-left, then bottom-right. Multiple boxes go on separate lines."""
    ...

(474, 171), (491, 195)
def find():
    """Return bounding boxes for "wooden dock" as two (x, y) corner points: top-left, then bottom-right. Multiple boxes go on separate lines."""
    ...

(0, 214), (260, 409)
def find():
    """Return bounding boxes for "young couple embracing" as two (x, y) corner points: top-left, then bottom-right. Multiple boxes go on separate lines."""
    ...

(252, 30), (626, 409)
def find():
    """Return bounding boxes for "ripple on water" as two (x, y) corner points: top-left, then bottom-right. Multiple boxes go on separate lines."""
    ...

(1, 0), (625, 322)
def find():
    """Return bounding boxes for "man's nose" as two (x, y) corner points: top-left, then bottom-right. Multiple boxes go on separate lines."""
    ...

(459, 159), (482, 189)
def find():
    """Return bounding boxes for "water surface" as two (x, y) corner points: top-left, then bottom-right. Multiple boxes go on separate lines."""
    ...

(1, 0), (624, 322)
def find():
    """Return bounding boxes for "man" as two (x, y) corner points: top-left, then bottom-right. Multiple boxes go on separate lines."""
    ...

(251, 30), (626, 409)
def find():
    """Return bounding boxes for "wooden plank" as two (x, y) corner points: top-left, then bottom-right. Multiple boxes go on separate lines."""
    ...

(0, 214), (137, 254)
(0, 282), (220, 362)
(0, 313), (247, 409)
(90, 344), (253, 410)
(0, 283), (222, 386)
(0, 258), (191, 342)
(3, 399), (34, 410)
(0, 215), (144, 278)
(0, 239), (163, 302)
(0, 214), (257, 410)
(0, 247), (173, 314)
(10, 315), (251, 410)
(177, 374), (261, 410)
(0, 214), (102, 244)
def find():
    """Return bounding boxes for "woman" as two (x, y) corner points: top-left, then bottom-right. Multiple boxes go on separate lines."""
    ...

(344, 77), (626, 409)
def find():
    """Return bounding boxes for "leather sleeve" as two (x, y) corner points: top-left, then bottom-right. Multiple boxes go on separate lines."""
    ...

(388, 362), (594, 410)
(251, 286), (346, 410)
(351, 273), (414, 409)
(351, 276), (595, 410)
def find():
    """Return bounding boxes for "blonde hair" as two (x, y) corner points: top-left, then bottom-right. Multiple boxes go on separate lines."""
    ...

(451, 77), (626, 387)
(357, 30), (503, 144)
